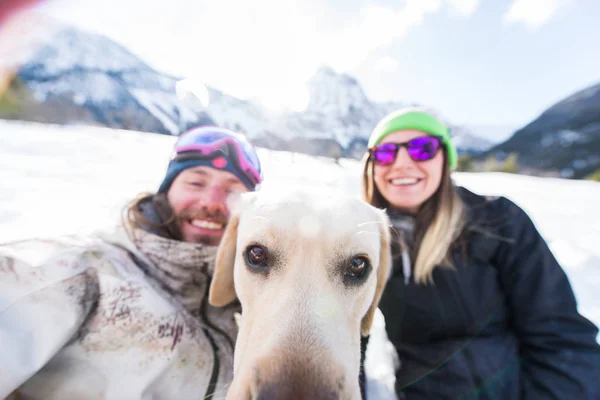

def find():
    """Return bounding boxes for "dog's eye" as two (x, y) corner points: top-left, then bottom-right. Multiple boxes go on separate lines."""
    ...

(345, 256), (370, 280)
(245, 245), (269, 269)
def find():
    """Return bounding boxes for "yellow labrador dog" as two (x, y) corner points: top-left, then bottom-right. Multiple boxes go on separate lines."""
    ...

(209, 188), (392, 400)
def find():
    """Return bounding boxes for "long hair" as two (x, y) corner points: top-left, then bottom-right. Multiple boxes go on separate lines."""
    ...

(361, 151), (466, 285)
(121, 192), (182, 240)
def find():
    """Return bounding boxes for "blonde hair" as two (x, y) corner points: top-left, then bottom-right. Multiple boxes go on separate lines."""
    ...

(361, 152), (466, 285)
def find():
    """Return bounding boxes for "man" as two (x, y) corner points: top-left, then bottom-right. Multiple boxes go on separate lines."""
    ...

(0, 126), (263, 400)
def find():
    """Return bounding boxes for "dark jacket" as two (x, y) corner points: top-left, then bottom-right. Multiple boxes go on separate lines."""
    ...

(368, 187), (600, 400)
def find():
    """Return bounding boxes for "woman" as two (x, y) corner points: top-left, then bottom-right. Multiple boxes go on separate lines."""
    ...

(360, 108), (600, 399)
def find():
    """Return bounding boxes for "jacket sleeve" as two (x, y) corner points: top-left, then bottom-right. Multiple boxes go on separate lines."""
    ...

(0, 247), (99, 398)
(494, 198), (600, 399)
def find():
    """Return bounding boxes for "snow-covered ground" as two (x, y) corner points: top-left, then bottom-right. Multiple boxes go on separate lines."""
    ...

(1, 119), (599, 398)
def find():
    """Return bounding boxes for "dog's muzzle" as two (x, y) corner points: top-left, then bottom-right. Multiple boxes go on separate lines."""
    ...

(251, 352), (348, 400)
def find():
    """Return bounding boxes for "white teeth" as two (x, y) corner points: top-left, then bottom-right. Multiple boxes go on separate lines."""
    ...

(391, 178), (419, 185)
(190, 219), (223, 230)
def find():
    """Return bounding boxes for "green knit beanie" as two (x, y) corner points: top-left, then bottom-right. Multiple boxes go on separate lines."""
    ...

(368, 109), (457, 170)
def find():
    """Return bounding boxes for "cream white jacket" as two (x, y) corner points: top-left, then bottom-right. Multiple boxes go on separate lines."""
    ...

(0, 225), (239, 400)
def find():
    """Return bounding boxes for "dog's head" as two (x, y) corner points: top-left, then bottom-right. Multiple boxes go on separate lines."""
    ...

(209, 188), (392, 400)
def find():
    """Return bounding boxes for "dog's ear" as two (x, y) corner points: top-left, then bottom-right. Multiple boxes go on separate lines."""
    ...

(361, 208), (392, 337)
(209, 213), (239, 307)
(209, 192), (255, 307)
(209, 213), (240, 306)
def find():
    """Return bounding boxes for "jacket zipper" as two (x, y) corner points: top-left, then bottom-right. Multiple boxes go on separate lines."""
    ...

(200, 279), (236, 350)
(200, 279), (237, 399)
(120, 246), (232, 399)
(202, 327), (220, 399)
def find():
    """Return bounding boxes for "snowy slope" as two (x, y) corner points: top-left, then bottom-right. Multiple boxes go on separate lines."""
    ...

(1, 120), (598, 398)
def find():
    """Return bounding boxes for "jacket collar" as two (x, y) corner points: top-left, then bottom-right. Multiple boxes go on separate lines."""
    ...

(126, 196), (219, 317)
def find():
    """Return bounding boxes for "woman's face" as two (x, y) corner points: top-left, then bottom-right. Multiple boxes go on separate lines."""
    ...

(372, 130), (444, 214)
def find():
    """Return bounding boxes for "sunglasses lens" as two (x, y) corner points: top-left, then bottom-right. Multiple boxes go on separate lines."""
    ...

(372, 143), (397, 165)
(407, 136), (441, 161)
(371, 137), (442, 165)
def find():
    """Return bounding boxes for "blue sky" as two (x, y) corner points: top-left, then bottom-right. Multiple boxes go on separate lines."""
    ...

(30, 0), (600, 140)
(355, 0), (600, 130)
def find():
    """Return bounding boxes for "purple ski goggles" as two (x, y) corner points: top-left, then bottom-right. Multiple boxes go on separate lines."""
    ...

(369, 136), (444, 166)
(174, 126), (263, 186)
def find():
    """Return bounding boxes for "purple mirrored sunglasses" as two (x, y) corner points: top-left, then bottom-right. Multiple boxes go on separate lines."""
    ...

(369, 136), (444, 166)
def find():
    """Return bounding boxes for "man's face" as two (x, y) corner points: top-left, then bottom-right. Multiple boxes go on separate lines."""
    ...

(167, 166), (248, 245)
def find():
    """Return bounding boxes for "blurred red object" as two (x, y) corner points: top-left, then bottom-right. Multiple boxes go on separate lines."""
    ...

(0, 0), (49, 95)
(0, 0), (45, 26)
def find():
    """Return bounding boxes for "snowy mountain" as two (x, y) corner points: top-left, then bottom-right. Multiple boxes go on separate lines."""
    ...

(450, 126), (495, 154)
(487, 82), (600, 179)
(3, 26), (215, 134)
(0, 24), (494, 158)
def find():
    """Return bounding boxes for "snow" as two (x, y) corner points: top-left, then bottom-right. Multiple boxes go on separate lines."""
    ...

(25, 28), (146, 77)
(1, 119), (598, 399)
(205, 88), (270, 138)
(451, 133), (494, 152)
(9, 24), (497, 152)
(27, 73), (124, 105)
(542, 130), (587, 148)
(202, 67), (406, 148)
(130, 89), (181, 135)
(306, 66), (373, 117)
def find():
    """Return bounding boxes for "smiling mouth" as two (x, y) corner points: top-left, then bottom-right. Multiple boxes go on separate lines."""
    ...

(189, 219), (224, 230)
(389, 178), (421, 186)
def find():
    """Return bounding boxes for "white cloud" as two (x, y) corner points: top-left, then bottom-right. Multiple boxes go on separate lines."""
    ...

(318, 0), (443, 72)
(504, 0), (571, 29)
(373, 56), (399, 72)
(35, 0), (448, 111)
(446, 0), (480, 16)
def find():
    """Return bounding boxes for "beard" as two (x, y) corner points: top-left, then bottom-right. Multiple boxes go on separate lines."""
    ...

(175, 207), (229, 246)
(147, 193), (229, 246)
